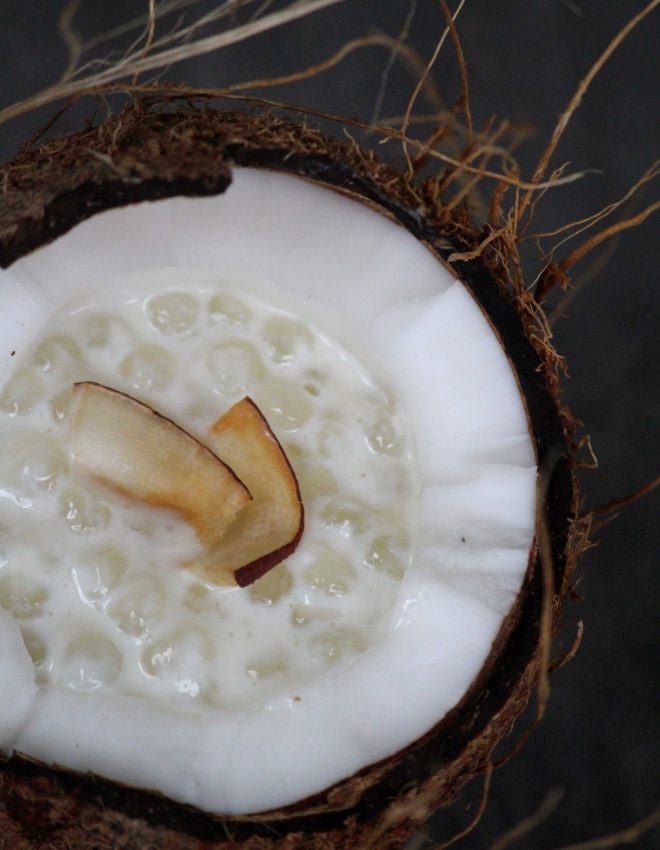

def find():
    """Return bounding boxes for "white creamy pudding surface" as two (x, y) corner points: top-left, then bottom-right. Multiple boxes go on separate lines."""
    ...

(0, 168), (537, 814)
(0, 276), (416, 707)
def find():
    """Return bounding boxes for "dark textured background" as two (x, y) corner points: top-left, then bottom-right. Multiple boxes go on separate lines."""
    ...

(1, 2), (658, 848)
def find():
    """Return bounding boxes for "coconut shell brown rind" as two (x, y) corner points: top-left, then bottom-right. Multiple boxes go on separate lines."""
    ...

(0, 107), (580, 850)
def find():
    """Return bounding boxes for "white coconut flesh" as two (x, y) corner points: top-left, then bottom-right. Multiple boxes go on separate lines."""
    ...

(0, 167), (536, 814)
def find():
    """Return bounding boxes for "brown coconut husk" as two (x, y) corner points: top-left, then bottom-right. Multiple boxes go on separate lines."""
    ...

(0, 105), (583, 850)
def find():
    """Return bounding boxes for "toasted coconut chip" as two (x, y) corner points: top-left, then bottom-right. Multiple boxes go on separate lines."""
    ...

(68, 381), (251, 548)
(194, 397), (304, 587)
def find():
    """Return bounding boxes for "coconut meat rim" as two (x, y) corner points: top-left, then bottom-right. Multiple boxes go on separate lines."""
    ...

(0, 167), (536, 814)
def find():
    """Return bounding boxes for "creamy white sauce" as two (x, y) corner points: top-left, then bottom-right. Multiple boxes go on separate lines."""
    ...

(0, 275), (416, 708)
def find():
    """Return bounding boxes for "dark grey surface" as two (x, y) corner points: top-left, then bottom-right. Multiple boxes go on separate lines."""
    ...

(1, 2), (658, 848)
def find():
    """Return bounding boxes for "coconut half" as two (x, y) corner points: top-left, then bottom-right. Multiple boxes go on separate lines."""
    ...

(0, 110), (577, 849)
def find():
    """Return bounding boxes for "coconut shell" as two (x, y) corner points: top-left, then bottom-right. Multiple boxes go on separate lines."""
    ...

(0, 107), (580, 850)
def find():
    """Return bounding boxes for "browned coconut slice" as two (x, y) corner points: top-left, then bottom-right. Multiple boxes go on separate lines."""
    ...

(190, 397), (304, 587)
(68, 381), (251, 547)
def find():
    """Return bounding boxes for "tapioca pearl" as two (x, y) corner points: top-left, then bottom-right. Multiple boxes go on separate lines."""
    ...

(83, 314), (135, 357)
(317, 419), (350, 461)
(0, 573), (49, 619)
(290, 604), (333, 627)
(246, 655), (288, 681)
(108, 576), (167, 638)
(32, 335), (82, 377)
(302, 368), (328, 392)
(262, 317), (315, 364)
(364, 533), (409, 579)
(146, 292), (200, 336)
(200, 677), (221, 708)
(248, 563), (293, 605)
(20, 625), (48, 668)
(303, 381), (321, 397)
(297, 464), (338, 503)
(280, 442), (312, 484)
(184, 581), (211, 613)
(308, 626), (368, 664)
(366, 413), (404, 457)
(281, 441), (305, 466)
(59, 484), (112, 534)
(255, 381), (312, 433)
(50, 386), (74, 422)
(208, 292), (252, 326)
(141, 626), (214, 697)
(321, 498), (371, 538)
(184, 399), (222, 427)
(0, 367), (44, 416)
(120, 344), (176, 392)
(303, 548), (357, 597)
(370, 464), (411, 499)
(206, 341), (264, 395)
(60, 631), (123, 692)
(4, 434), (69, 494)
(72, 545), (127, 606)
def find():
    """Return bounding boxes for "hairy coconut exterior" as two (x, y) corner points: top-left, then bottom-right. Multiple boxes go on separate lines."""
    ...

(0, 108), (579, 850)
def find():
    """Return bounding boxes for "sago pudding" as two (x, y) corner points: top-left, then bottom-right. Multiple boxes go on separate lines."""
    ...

(0, 272), (416, 708)
(0, 167), (538, 816)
